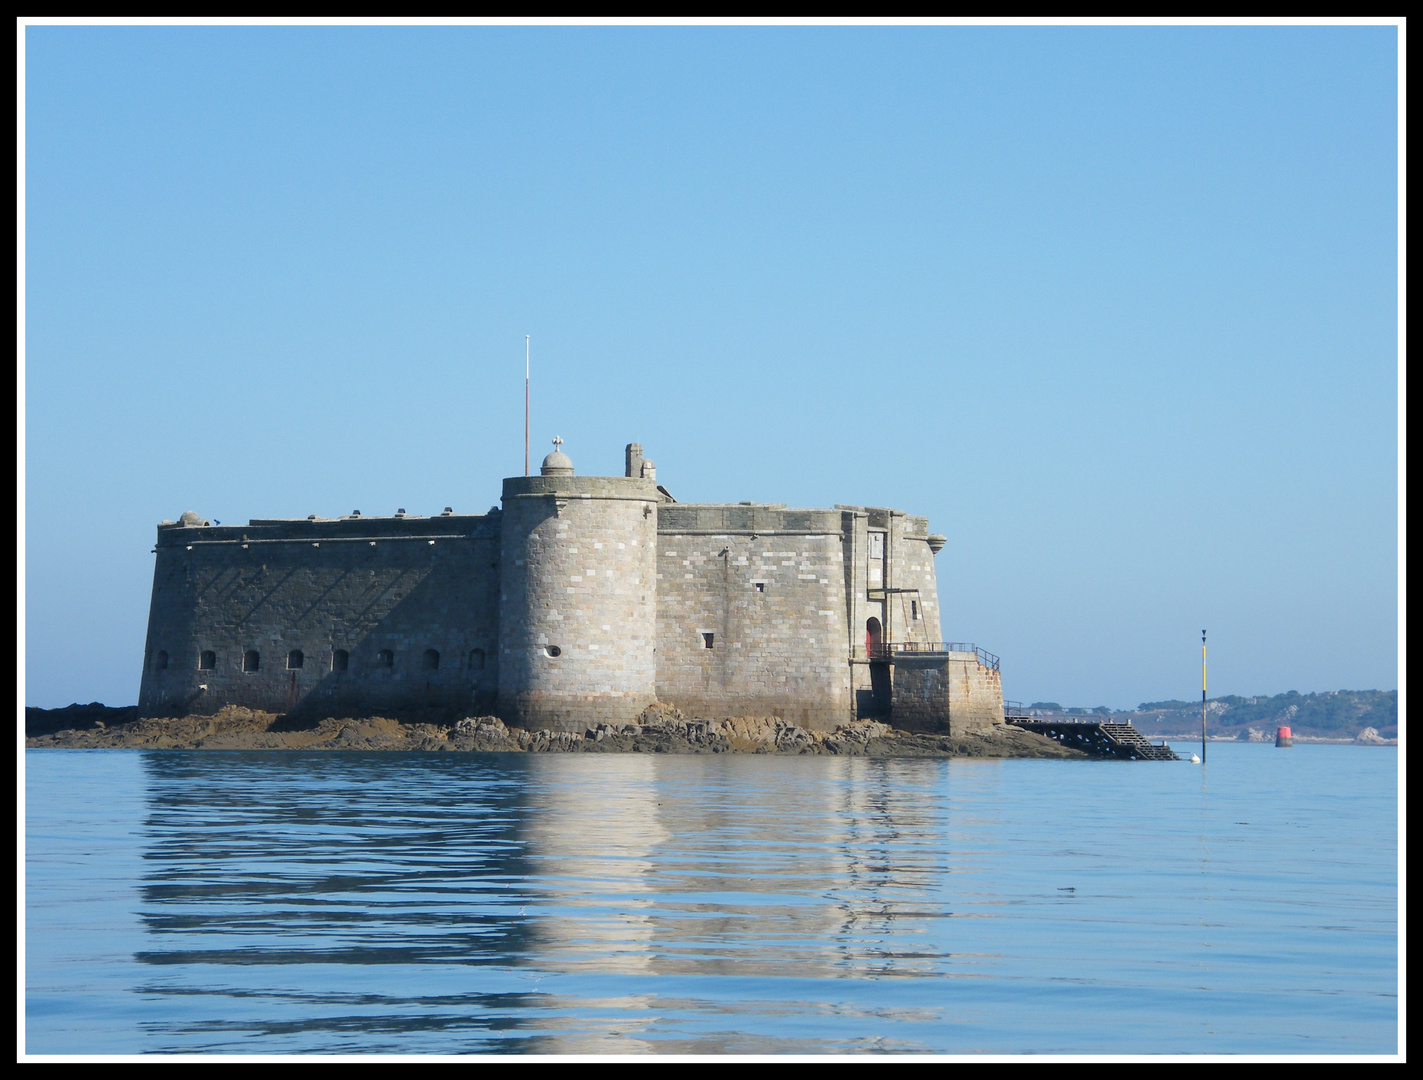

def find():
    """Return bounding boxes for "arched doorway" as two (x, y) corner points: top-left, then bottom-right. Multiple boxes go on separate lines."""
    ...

(866, 617), (883, 657)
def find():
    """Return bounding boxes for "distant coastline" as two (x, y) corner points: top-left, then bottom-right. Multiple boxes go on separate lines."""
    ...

(1020, 689), (1398, 745)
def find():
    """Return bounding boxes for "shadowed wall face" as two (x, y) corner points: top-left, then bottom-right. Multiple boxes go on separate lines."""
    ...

(890, 653), (1003, 736)
(138, 515), (500, 718)
(889, 654), (952, 733)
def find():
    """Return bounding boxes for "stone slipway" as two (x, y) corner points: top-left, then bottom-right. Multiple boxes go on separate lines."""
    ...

(25, 703), (1083, 759)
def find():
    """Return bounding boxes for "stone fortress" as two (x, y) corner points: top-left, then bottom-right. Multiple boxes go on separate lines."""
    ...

(139, 441), (1006, 735)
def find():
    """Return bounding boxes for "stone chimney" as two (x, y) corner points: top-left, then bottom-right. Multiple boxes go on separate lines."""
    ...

(625, 443), (644, 478)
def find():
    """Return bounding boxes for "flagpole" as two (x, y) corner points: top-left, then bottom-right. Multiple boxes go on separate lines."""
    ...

(525, 335), (530, 477)
(1201, 629), (1207, 764)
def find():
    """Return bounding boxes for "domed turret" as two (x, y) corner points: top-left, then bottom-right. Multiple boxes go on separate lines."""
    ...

(540, 436), (574, 476)
(179, 511), (204, 527)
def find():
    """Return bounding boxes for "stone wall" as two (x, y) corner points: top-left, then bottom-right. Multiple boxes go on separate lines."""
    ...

(888, 653), (952, 732)
(885, 514), (943, 648)
(835, 507), (946, 718)
(498, 475), (659, 732)
(138, 514), (501, 717)
(137, 457), (961, 732)
(945, 651), (1004, 733)
(888, 651), (1003, 735)
(655, 504), (853, 729)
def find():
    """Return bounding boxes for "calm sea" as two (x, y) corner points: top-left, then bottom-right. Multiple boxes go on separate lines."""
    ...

(25, 743), (1398, 1056)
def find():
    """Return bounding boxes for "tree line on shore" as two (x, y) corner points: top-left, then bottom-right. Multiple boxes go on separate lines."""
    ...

(1028, 689), (1396, 740)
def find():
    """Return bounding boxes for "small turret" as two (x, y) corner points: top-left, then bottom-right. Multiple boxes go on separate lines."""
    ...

(541, 436), (574, 477)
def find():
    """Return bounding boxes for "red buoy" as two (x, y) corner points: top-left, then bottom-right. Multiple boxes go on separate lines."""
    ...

(1276, 725), (1293, 748)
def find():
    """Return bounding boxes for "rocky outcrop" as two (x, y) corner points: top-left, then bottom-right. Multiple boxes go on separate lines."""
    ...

(25, 703), (1084, 758)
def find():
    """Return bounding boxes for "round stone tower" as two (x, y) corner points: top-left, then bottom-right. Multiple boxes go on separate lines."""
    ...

(498, 440), (660, 732)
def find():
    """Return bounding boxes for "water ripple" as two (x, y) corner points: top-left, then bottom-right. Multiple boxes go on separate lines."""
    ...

(26, 746), (1397, 1054)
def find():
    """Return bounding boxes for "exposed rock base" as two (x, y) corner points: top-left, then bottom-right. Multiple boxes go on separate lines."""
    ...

(26, 703), (1083, 758)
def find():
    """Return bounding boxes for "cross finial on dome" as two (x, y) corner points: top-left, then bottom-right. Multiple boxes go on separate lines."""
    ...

(540, 437), (574, 476)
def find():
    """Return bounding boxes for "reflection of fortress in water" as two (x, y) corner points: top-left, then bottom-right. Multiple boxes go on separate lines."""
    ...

(519, 756), (949, 988)
(139, 441), (1004, 734)
(136, 753), (952, 1023)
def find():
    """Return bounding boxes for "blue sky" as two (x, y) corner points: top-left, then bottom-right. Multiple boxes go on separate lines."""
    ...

(23, 25), (1399, 710)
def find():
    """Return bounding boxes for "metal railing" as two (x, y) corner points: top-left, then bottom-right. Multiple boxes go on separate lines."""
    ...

(1006, 715), (1106, 725)
(945, 644), (999, 671)
(865, 642), (1000, 671)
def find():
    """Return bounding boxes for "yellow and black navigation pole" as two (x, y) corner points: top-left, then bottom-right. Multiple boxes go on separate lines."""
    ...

(1201, 629), (1207, 764)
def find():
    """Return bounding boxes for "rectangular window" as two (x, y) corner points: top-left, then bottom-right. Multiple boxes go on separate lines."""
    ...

(912, 600), (919, 620)
(754, 582), (765, 592)
(702, 632), (715, 649)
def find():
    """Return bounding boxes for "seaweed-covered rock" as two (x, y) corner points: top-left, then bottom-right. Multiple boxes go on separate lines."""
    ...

(26, 703), (1083, 759)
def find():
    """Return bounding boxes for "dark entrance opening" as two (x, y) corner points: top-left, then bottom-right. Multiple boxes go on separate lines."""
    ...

(869, 661), (892, 717)
(857, 617), (892, 719)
